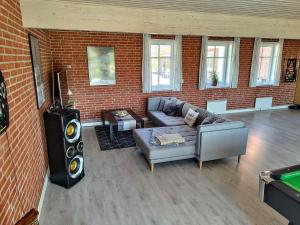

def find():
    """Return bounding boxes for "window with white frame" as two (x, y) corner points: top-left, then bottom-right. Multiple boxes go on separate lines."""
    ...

(206, 41), (233, 87)
(249, 38), (283, 87)
(149, 40), (175, 91)
(256, 42), (277, 85)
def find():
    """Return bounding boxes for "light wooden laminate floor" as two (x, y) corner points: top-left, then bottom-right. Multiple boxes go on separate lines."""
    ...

(40, 109), (300, 225)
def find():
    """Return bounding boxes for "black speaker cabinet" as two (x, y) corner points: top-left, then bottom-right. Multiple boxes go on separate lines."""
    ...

(0, 70), (9, 134)
(44, 108), (84, 188)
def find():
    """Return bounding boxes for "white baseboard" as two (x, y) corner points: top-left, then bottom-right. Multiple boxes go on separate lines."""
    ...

(38, 168), (49, 218)
(82, 121), (102, 127)
(224, 108), (256, 114)
(224, 105), (289, 114)
(270, 105), (290, 110)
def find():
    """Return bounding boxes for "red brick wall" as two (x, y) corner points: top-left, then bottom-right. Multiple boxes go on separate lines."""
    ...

(49, 31), (298, 121)
(49, 32), (298, 121)
(0, 1), (52, 224)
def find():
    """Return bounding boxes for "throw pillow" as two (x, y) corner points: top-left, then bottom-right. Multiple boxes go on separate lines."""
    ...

(158, 99), (166, 111)
(163, 99), (176, 113)
(184, 109), (199, 127)
(213, 118), (226, 124)
(195, 108), (210, 126)
(176, 102), (185, 117)
(201, 116), (216, 125)
(165, 105), (177, 116)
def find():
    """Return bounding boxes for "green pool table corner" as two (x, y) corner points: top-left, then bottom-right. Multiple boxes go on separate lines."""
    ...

(281, 171), (300, 193)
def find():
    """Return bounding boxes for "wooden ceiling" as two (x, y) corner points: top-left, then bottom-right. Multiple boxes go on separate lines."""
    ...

(20, 0), (300, 39)
(61, 0), (300, 19)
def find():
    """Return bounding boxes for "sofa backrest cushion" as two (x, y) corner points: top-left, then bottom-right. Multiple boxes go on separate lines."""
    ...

(194, 108), (230, 126)
(195, 108), (210, 125)
(157, 97), (177, 111)
(182, 103), (198, 117)
(148, 97), (162, 111)
(176, 99), (184, 105)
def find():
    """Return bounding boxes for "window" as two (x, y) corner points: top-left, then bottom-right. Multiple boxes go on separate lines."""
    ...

(142, 34), (182, 93)
(256, 42), (277, 85)
(249, 38), (283, 87)
(199, 36), (240, 90)
(149, 40), (175, 91)
(206, 41), (233, 87)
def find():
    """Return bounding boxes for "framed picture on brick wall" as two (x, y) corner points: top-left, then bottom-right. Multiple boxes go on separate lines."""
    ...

(284, 58), (298, 82)
(29, 34), (45, 109)
(87, 46), (116, 86)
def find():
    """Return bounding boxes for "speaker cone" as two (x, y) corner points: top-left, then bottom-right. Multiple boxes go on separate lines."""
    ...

(68, 155), (83, 179)
(77, 141), (84, 152)
(65, 119), (81, 143)
(66, 146), (75, 158)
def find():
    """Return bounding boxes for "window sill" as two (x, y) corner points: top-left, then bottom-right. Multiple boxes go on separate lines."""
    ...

(254, 83), (276, 87)
(90, 82), (116, 86)
(150, 89), (179, 93)
(205, 85), (232, 90)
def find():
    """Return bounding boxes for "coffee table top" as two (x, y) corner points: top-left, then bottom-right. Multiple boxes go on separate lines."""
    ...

(102, 109), (143, 125)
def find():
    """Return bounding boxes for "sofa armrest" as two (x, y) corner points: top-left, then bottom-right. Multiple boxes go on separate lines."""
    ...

(197, 121), (245, 133)
(195, 121), (248, 161)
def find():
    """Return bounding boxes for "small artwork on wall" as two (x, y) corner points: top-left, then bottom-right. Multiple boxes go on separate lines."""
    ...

(29, 34), (45, 109)
(87, 46), (116, 86)
(0, 70), (9, 134)
(285, 58), (298, 82)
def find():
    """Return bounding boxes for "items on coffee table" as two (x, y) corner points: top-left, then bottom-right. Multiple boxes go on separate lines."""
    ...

(113, 110), (128, 117)
(102, 109), (144, 142)
(155, 133), (185, 145)
(112, 110), (136, 131)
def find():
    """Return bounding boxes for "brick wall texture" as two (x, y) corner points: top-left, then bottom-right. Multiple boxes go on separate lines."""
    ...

(0, 0), (52, 224)
(0, 0), (300, 224)
(49, 31), (299, 121)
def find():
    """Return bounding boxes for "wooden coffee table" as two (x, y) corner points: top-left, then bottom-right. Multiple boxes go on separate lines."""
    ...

(101, 109), (144, 142)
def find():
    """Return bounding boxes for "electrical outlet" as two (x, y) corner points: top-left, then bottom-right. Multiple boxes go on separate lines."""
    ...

(67, 65), (72, 69)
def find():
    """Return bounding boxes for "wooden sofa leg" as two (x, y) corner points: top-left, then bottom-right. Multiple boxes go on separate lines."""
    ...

(197, 160), (203, 170)
(238, 155), (241, 163)
(150, 163), (154, 172)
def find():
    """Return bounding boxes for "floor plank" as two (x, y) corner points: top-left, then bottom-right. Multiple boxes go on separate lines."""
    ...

(40, 109), (300, 225)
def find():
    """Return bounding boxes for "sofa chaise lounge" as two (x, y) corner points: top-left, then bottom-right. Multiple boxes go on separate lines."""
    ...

(133, 97), (249, 172)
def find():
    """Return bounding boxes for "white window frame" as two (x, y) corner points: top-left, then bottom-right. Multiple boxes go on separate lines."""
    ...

(149, 39), (175, 92)
(206, 40), (233, 88)
(256, 42), (277, 86)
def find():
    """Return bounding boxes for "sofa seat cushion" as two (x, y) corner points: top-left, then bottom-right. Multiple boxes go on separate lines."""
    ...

(148, 111), (186, 126)
(133, 126), (197, 160)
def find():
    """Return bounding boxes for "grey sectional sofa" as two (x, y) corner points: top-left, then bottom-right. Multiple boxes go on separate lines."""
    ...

(133, 97), (248, 172)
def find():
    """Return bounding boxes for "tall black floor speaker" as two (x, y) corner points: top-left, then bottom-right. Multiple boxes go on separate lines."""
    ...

(44, 108), (84, 188)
